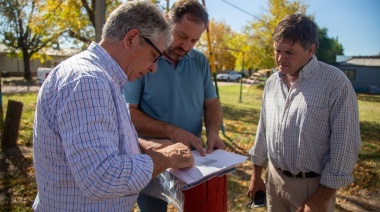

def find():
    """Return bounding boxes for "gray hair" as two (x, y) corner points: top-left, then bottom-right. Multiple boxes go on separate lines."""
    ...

(168, 0), (209, 26)
(272, 14), (319, 51)
(102, 0), (172, 47)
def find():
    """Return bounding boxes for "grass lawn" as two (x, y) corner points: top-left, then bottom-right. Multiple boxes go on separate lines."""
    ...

(0, 83), (379, 211)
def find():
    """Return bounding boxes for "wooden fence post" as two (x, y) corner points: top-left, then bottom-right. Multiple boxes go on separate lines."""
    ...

(1, 100), (23, 151)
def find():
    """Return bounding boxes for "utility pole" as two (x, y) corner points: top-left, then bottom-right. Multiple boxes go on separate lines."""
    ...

(224, 48), (245, 103)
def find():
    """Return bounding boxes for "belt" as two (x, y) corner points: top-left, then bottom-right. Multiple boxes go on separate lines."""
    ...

(277, 168), (319, 178)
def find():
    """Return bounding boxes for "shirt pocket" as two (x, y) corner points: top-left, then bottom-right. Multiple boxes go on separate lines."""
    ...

(305, 96), (329, 129)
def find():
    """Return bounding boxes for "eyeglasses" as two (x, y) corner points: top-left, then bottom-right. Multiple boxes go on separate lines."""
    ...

(142, 37), (163, 63)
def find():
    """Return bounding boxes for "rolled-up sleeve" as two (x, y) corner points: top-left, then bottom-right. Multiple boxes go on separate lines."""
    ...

(250, 94), (269, 167)
(320, 80), (361, 189)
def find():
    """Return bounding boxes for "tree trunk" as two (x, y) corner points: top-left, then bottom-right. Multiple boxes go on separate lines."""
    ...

(95, 0), (106, 42)
(23, 49), (32, 80)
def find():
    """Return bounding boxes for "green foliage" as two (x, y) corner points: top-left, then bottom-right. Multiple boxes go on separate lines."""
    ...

(196, 0), (344, 72)
(316, 27), (344, 64)
(243, 0), (307, 70)
(0, 0), (60, 79)
(196, 19), (238, 72)
(42, 0), (122, 46)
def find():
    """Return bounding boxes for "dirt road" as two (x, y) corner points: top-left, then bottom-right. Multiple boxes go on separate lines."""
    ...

(1, 84), (40, 94)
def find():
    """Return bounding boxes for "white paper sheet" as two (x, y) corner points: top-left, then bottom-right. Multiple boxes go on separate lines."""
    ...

(169, 149), (248, 189)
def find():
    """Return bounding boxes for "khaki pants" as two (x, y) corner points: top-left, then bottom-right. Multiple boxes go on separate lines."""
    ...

(266, 162), (336, 212)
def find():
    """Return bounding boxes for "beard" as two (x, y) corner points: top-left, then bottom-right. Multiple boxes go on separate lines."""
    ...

(166, 46), (188, 61)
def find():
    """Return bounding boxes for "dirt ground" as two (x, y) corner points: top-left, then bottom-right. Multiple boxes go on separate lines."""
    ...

(1, 145), (379, 211)
(1, 77), (40, 94)
(336, 190), (380, 211)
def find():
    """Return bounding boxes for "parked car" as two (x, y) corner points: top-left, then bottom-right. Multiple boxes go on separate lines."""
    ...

(37, 67), (53, 84)
(216, 71), (242, 82)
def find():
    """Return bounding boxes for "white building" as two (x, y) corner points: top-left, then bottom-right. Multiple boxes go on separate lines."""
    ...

(0, 44), (80, 77)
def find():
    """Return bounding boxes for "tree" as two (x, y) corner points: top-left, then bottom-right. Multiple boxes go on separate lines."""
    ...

(196, 19), (237, 72)
(243, 0), (344, 69)
(317, 27), (344, 64)
(243, 0), (307, 69)
(42, 0), (122, 47)
(0, 0), (61, 79)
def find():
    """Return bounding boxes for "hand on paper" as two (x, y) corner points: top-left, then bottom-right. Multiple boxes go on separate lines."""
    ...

(206, 132), (226, 154)
(144, 140), (195, 178)
(169, 128), (206, 156)
(161, 143), (195, 170)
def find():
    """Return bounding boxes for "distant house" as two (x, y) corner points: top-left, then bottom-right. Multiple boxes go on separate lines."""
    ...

(336, 55), (380, 93)
(0, 44), (80, 77)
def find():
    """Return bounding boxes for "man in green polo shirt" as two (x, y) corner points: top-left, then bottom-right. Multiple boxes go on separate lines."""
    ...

(123, 0), (226, 211)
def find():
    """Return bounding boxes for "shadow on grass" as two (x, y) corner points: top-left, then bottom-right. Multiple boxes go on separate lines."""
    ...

(0, 147), (27, 210)
(359, 121), (380, 162)
(357, 93), (380, 103)
(0, 146), (34, 211)
(0, 152), (11, 211)
(222, 104), (260, 123)
(220, 105), (260, 156)
(222, 104), (260, 136)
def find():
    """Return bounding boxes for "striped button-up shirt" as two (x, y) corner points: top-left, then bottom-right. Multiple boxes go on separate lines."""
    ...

(33, 42), (153, 211)
(250, 56), (361, 189)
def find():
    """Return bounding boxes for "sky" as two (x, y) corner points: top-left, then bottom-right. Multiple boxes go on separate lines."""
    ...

(164, 0), (380, 56)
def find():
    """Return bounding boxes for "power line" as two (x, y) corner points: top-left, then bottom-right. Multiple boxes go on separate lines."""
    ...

(220, 0), (262, 21)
